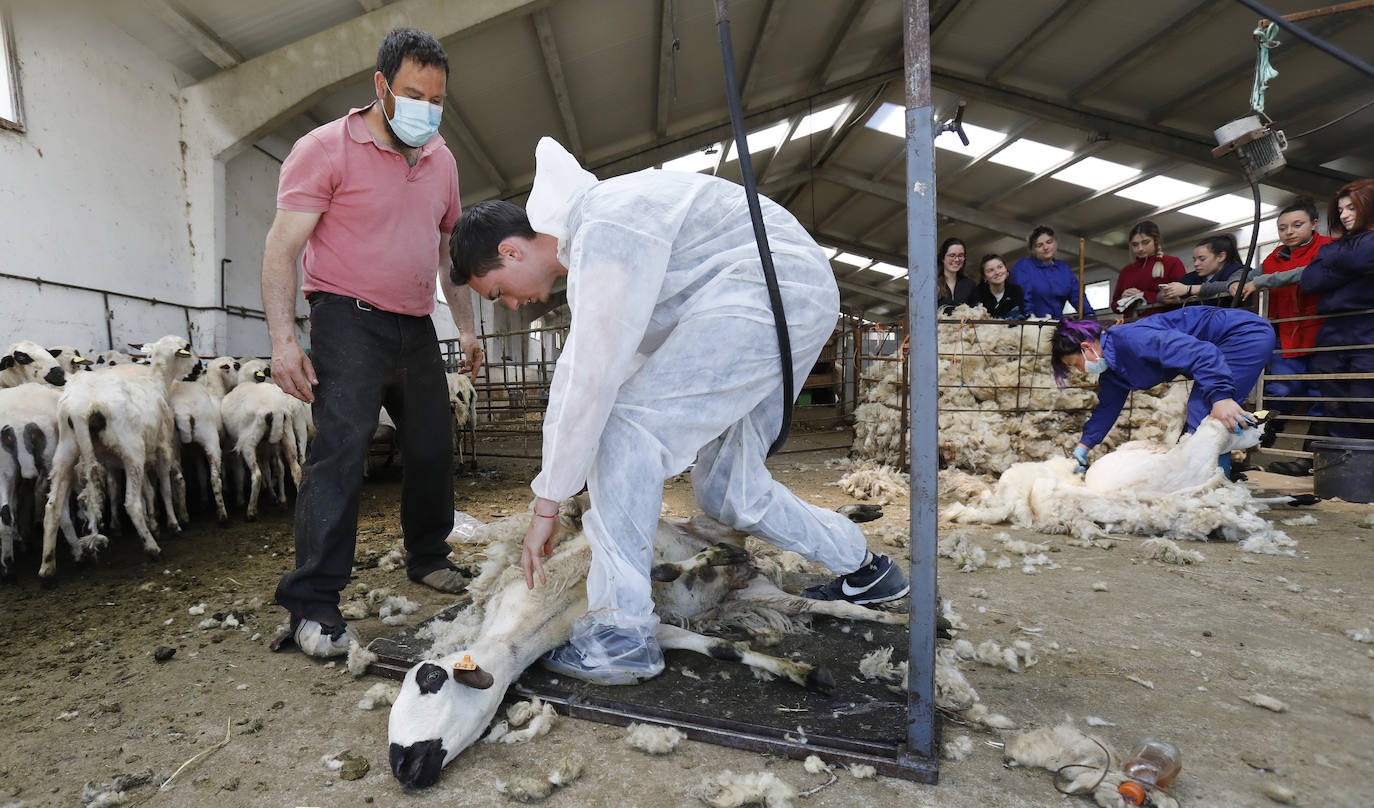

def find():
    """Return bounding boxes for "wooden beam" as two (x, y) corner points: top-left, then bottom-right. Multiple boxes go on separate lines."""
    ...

(444, 92), (509, 193)
(654, 0), (675, 137)
(739, 0), (787, 101)
(1069, 0), (1227, 102)
(531, 9), (582, 157)
(986, 0), (1095, 83)
(150, 0), (243, 69)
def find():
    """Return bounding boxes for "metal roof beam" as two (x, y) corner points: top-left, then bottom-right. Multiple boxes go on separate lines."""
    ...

(995, 139), (1107, 201)
(1069, 0), (1228, 102)
(756, 115), (805, 185)
(940, 118), (1036, 185)
(1085, 180), (1253, 240)
(835, 277), (908, 307)
(444, 93), (509, 193)
(1041, 158), (1183, 219)
(809, 0), (877, 89)
(986, 0), (1095, 83)
(740, 0), (787, 101)
(531, 10), (582, 157)
(930, 68), (1351, 198)
(654, 0), (675, 138)
(150, 0), (243, 69)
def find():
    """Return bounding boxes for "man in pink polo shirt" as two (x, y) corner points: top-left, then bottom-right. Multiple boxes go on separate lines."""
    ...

(263, 28), (480, 658)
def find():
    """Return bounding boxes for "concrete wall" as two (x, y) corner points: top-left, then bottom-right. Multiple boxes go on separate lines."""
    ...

(0, 1), (196, 352)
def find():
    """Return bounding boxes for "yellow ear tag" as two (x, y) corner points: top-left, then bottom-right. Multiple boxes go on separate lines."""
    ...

(454, 654), (477, 671)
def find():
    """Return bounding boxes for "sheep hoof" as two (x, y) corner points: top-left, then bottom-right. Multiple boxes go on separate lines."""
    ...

(805, 666), (836, 695)
(39, 574), (58, 590)
(145, 549), (162, 561)
(245, 513), (258, 523)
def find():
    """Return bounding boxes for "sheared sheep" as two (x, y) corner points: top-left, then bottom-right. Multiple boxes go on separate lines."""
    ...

(387, 503), (907, 788)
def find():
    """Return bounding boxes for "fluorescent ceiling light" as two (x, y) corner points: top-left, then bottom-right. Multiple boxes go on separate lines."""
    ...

(726, 121), (791, 162)
(833, 252), (871, 267)
(662, 146), (721, 173)
(987, 138), (1073, 173)
(1178, 193), (1277, 223)
(1051, 156), (1140, 190)
(868, 261), (908, 278)
(792, 104), (846, 140)
(866, 101), (1006, 159)
(1114, 175), (1209, 207)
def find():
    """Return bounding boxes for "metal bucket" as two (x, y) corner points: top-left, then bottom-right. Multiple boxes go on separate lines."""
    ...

(1312, 441), (1374, 503)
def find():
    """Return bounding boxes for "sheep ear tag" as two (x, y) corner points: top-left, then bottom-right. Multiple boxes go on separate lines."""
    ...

(1251, 409), (1270, 424)
(452, 656), (494, 690)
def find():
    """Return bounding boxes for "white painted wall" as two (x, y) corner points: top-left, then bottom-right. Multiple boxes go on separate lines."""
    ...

(0, 1), (196, 352)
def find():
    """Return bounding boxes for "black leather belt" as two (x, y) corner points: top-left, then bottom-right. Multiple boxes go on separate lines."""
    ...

(307, 291), (378, 312)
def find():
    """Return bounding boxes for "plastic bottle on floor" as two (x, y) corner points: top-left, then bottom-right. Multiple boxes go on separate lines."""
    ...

(1118, 738), (1181, 805)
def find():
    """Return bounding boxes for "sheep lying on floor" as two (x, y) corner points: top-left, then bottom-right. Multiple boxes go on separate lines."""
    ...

(386, 502), (907, 789)
(940, 417), (1298, 553)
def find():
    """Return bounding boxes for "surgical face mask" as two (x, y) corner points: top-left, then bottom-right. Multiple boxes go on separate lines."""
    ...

(383, 80), (442, 147)
(1083, 347), (1108, 375)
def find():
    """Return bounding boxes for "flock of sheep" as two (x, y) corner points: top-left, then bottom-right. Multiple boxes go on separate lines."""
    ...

(0, 337), (476, 585)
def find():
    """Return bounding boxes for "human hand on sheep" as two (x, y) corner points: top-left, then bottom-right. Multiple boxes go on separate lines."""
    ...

(459, 336), (484, 378)
(521, 497), (561, 588)
(1071, 444), (1090, 473)
(1209, 398), (1254, 432)
(271, 340), (317, 403)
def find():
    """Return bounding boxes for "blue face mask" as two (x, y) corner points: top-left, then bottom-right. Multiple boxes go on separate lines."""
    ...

(1083, 347), (1108, 375)
(383, 80), (442, 147)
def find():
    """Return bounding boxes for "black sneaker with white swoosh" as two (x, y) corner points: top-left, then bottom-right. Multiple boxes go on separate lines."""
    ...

(802, 554), (910, 605)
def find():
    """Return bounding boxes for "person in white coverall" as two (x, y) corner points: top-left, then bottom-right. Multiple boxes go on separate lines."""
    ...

(448, 138), (909, 685)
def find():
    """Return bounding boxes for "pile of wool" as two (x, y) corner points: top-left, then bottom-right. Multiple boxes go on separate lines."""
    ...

(837, 460), (909, 503)
(863, 647), (1016, 730)
(625, 722), (686, 754)
(942, 456), (1296, 552)
(497, 751), (585, 803)
(852, 307), (1187, 475)
(486, 697), (558, 745)
(1141, 537), (1205, 565)
(696, 771), (797, 808)
(938, 529), (987, 571)
(356, 682), (400, 711)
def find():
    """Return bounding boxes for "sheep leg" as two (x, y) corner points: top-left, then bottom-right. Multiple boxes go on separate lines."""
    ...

(0, 465), (16, 581)
(728, 576), (909, 626)
(117, 454), (163, 560)
(39, 441), (80, 583)
(102, 469), (122, 537)
(200, 435), (228, 527)
(655, 623), (834, 694)
(268, 451), (285, 504)
(651, 542), (750, 582)
(243, 447), (262, 522)
(156, 457), (184, 535)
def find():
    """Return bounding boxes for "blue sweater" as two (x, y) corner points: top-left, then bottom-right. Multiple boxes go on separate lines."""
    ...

(1010, 257), (1094, 318)
(1301, 230), (1374, 348)
(1080, 308), (1269, 447)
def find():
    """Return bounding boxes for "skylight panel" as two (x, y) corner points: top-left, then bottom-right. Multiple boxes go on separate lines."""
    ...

(791, 104), (846, 140)
(1234, 217), (1279, 247)
(662, 146), (721, 173)
(1113, 176), (1209, 207)
(726, 121), (791, 162)
(820, 246), (839, 259)
(1084, 281), (1111, 311)
(866, 101), (1005, 158)
(1178, 194), (1277, 224)
(1051, 157), (1140, 190)
(868, 261), (908, 279)
(987, 138), (1074, 173)
(833, 252), (871, 268)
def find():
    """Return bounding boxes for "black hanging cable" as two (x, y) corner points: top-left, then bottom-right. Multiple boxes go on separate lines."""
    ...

(1230, 177), (1264, 308)
(713, 0), (794, 457)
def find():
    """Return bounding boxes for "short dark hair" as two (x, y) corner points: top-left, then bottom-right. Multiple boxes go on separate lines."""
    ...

(979, 253), (1005, 278)
(1051, 318), (1103, 388)
(1278, 196), (1319, 222)
(450, 200), (536, 285)
(377, 28), (449, 86)
(1028, 225), (1055, 251)
(1195, 234), (1240, 265)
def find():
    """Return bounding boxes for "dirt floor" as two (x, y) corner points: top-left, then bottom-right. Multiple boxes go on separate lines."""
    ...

(0, 430), (1369, 808)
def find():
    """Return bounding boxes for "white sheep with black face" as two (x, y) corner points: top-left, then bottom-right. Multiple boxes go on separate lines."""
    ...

(386, 507), (907, 789)
(0, 341), (68, 389)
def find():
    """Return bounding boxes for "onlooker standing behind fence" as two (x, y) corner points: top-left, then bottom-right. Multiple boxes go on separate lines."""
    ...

(1011, 225), (1094, 319)
(1111, 221), (1185, 316)
(937, 237), (975, 313)
(1244, 179), (1374, 441)
(1158, 235), (1245, 308)
(968, 254), (1026, 319)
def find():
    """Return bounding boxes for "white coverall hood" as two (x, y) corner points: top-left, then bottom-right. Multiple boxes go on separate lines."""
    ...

(525, 137), (598, 266)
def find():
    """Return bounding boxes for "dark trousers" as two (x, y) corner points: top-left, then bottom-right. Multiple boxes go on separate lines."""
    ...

(1312, 318), (1374, 441)
(274, 293), (455, 625)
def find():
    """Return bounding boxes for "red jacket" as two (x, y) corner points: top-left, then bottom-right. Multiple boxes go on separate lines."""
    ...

(1112, 255), (1186, 312)
(1262, 235), (1331, 357)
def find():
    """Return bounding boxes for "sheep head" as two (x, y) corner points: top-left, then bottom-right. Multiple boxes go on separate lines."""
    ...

(1, 340), (67, 387)
(388, 652), (502, 789)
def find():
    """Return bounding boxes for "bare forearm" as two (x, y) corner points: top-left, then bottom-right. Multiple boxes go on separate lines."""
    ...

(262, 250), (302, 348)
(440, 274), (477, 337)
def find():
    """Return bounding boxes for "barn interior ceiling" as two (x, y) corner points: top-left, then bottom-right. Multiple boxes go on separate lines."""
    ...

(108, 0), (1374, 321)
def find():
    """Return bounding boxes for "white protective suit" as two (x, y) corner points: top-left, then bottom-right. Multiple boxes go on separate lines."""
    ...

(527, 138), (867, 634)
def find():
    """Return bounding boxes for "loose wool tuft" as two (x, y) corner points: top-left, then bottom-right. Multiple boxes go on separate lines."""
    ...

(802, 755), (829, 775)
(942, 734), (976, 761)
(1142, 537), (1205, 565)
(1280, 514), (1317, 526)
(346, 640), (379, 676)
(1243, 693), (1289, 713)
(356, 682), (400, 711)
(696, 771), (797, 808)
(625, 722), (686, 755)
(857, 646), (904, 681)
(846, 764), (876, 780)
(1346, 627), (1373, 644)
(837, 460), (909, 504)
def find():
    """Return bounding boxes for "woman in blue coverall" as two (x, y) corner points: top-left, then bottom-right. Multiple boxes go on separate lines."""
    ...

(1050, 308), (1276, 474)
(1011, 225), (1095, 319)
